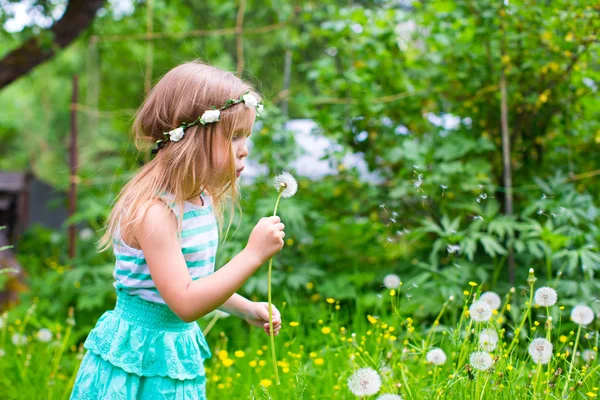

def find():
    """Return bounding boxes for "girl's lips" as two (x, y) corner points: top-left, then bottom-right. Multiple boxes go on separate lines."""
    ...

(236, 167), (244, 177)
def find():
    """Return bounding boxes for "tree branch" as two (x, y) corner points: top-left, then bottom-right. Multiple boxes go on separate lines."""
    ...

(0, 0), (104, 89)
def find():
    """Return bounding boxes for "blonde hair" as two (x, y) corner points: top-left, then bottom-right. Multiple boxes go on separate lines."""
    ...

(98, 61), (261, 253)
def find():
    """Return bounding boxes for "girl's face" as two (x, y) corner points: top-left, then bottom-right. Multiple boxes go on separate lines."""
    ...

(212, 129), (250, 184)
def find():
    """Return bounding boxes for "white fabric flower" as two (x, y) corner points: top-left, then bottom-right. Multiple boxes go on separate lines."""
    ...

(36, 328), (52, 343)
(469, 351), (493, 371)
(479, 329), (499, 352)
(273, 172), (298, 198)
(11, 333), (27, 346)
(347, 367), (382, 397)
(383, 274), (401, 289)
(200, 109), (221, 124)
(469, 301), (492, 322)
(528, 338), (553, 364)
(168, 127), (185, 142)
(242, 93), (258, 109)
(426, 348), (447, 365)
(479, 292), (501, 310)
(377, 395), (403, 400)
(534, 287), (558, 307)
(571, 305), (595, 326)
(582, 349), (596, 363)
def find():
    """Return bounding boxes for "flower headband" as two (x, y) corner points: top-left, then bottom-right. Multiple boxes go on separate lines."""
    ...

(151, 91), (264, 155)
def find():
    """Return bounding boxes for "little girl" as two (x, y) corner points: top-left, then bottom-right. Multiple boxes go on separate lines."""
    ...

(70, 61), (284, 399)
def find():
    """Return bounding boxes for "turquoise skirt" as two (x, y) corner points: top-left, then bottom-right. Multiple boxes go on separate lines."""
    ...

(70, 289), (212, 399)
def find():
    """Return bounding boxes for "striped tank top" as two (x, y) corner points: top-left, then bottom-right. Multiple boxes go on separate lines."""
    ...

(111, 192), (219, 304)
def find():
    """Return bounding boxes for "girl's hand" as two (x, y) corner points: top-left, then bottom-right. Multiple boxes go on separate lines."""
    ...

(244, 302), (282, 336)
(245, 216), (285, 265)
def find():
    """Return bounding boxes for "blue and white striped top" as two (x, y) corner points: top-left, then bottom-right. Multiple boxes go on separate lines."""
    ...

(111, 192), (219, 304)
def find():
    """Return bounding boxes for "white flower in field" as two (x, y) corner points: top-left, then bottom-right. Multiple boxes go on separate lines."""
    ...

(376, 395), (403, 400)
(571, 305), (595, 326)
(273, 172), (298, 198)
(167, 126), (185, 141)
(528, 338), (553, 365)
(479, 329), (499, 352)
(447, 244), (460, 254)
(469, 301), (492, 322)
(36, 328), (52, 343)
(11, 333), (27, 346)
(383, 274), (401, 289)
(582, 349), (596, 363)
(470, 351), (493, 371)
(79, 228), (94, 241)
(0, 348), (4, 357)
(479, 292), (501, 310)
(200, 109), (221, 125)
(534, 287), (558, 307)
(426, 348), (447, 365)
(347, 367), (382, 397)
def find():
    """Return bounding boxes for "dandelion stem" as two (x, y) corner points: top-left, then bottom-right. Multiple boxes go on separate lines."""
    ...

(506, 280), (535, 356)
(562, 323), (582, 397)
(268, 191), (283, 385)
(202, 312), (221, 336)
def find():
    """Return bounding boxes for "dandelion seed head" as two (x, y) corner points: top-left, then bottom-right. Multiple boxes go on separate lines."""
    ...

(534, 287), (558, 307)
(441, 185), (447, 189)
(528, 338), (553, 364)
(383, 274), (401, 289)
(479, 292), (501, 310)
(347, 367), (382, 397)
(469, 301), (492, 322)
(376, 394), (403, 400)
(36, 328), (52, 343)
(11, 333), (27, 347)
(571, 305), (595, 325)
(426, 348), (447, 365)
(273, 172), (298, 198)
(469, 351), (493, 371)
(479, 329), (499, 352)
(582, 349), (596, 363)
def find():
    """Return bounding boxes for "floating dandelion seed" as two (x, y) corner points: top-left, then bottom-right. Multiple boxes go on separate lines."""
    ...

(383, 274), (401, 289)
(426, 348), (447, 365)
(478, 184), (485, 189)
(534, 287), (558, 307)
(421, 195), (427, 206)
(528, 338), (553, 364)
(479, 329), (499, 352)
(395, 230), (404, 236)
(453, 263), (462, 269)
(469, 301), (492, 322)
(582, 349), (597, 363)
(447, 244), (460, 254)
(480, 292), (501, 310)
(376, 394), (404, 400)
(391, 211), (398, 218)
(480, 193), (487, 200)
(273, 172), (298, 198)
(473, 215), (484, 221)
(441, 185), (447, 196)
(347, 367), (382, 397)
(571, 305), (595, 325)
(470, 351), (493, 371)
(379, 203), (388, 214)
(387, 217), (397, 226)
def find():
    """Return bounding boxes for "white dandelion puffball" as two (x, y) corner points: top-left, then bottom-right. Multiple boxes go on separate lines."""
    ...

(242, 93), (259, 109)
(168, 126), (185, 141)
(426, 348), (447, 365)
(200, 109), (220, 124)
(582, 349), (596, 363)
(469, 301), (493, 322)
(528, 338), (553, 365)
(479, 292), (501, 310)
(79, 228), (94, 241)
(479, 329), (499, 352)
(36, 328), (52, 343)
(383, 274), (401, 289)
(376, 395), (403, 400)
(534, 287), (558, 307)
(11, 333), (27, 346)
(469, 351), (493, 371)
(571, 305), (595, 325)
(347, 367), (382, 397)
(0, 348), (5, 357)
(273, 172), (298, 198)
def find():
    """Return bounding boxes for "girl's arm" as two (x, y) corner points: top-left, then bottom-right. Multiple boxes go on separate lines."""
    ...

(218, 293), (253, 319)
(137, 200), (285, 323)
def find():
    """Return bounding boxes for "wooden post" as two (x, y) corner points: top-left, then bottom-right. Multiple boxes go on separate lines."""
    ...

(68, 76), (78, 259)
